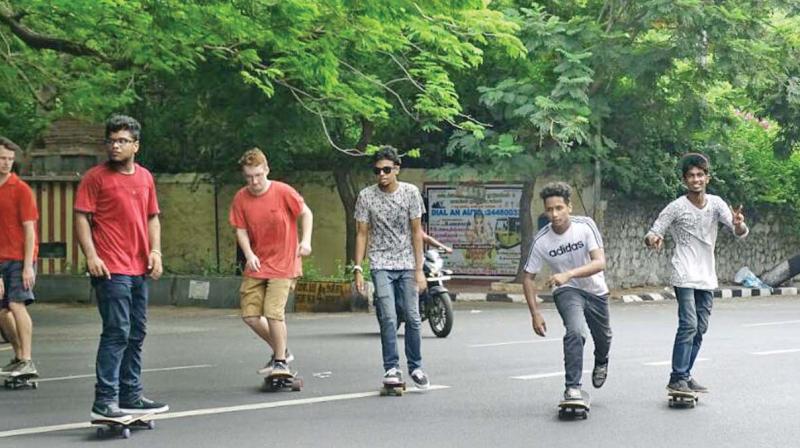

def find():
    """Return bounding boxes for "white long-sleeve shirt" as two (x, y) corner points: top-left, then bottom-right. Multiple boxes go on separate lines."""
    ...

(647, 194), (748, 290)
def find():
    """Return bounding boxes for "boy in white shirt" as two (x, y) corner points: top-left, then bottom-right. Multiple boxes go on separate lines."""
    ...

(522, 182), (612, 401)
(645, 153), (748, 394)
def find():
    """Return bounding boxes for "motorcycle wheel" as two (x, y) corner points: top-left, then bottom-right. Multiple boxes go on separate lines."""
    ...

(428, 292), (453, 338)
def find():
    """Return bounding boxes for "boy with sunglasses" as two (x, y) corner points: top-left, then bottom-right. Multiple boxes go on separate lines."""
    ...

(353, 146), (430, 389)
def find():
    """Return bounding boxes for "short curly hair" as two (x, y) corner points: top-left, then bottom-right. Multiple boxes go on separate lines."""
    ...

(680, 152), (710, 177)
(540, 181), (572, 204)
(238, 147), (268, 168)
(372, 145), (401, 166)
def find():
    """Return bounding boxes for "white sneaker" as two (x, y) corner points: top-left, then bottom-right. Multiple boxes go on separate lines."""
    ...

(382, 367), (403, 386)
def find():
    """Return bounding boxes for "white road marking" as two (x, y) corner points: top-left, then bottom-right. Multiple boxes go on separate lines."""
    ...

(37, 364), (215, 383)
(0, 385), (450, 438)
(469, 338), (561, 348)
(643, 358), (709, 367)
(751, 349), (800, 356)
(0, 346), (11, 352)
(511, 370), (589, 380)
(743, 320), (800, 328)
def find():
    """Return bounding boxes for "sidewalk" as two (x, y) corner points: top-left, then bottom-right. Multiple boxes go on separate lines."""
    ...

(448, 279), (799, 304)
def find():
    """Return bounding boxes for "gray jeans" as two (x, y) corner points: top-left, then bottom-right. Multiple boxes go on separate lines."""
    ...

(553, 287), (612, 388)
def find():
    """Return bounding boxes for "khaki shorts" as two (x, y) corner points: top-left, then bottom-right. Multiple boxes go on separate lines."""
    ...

(239, 277), (293, 320)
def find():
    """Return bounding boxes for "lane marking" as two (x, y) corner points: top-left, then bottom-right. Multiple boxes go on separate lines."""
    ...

(469, 338), (561, 348)
(0, 346), (11, 352)
(743, 320), (800, 328)
(0, 385), (449, 438)
(37, 364), (214, 383)
(643, 358), (709, 367)
(511, 369), (589, 380)
(751, 349), (800, 356)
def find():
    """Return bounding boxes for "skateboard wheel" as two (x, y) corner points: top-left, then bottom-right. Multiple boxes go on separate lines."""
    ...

(97, 427), (105, 437)
(122, 428), (131, 439)
(32, 382), (38, 390)
(147, 420), (156, 430)
(380, 389), (388, 396)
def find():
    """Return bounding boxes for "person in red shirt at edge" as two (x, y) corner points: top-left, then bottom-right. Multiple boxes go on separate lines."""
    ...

(0, 136), (40, 378)
(229, 148), (313, 377)
(75, 115), (168, 421)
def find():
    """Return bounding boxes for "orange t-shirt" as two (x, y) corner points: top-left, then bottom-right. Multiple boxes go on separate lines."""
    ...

(229, 181), (305, 279)
(0, 174), (39, 262)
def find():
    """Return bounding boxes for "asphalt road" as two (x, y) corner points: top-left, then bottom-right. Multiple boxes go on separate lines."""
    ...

(2, 296), (800, 447)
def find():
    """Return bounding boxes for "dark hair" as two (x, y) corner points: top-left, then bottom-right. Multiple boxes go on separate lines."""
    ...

(372, 145), (401, 166)
(105, 115), (141, 141)
(0, 136), (21, 152)
(680, 153), (710, 177)
(540, 181), (572, 204)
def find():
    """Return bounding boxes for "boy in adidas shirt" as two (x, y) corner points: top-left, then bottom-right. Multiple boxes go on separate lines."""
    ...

(645, 153), (747, 394)
(522, 182), (612, 401)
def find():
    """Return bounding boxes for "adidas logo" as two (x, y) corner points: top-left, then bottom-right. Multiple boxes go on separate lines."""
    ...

(548, 241), (585, 257)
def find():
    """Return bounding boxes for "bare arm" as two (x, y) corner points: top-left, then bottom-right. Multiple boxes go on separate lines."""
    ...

(22, 221), (36, 290)
(75, 212), (110, 278)
(147, 215), (163, 280)
(411, 218), (426, 291)
(236, 228), (260, 272)
(353, 221), (369, 293)
(522, 271), (547, 336)
(547, 248), (606, 287)
(297, 204), (313, 255)
(422, 230), (452, 253)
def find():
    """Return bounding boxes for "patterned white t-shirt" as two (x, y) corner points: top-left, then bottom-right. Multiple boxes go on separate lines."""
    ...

(646, 194), (748, 290)
(354, 182), (425, 270)
(524, 216), (609, 296)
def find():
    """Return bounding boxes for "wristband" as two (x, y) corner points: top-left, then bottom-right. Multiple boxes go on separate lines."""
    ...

(352, 265), (363, 273)
(150, 249), (162, 256)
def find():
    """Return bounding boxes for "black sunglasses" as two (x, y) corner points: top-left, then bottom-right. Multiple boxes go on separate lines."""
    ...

(372, 166), (395, 175)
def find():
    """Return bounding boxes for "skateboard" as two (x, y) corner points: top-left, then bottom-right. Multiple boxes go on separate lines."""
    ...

(262, 370), (303, 392)
(91, 413), (156, 439)
(558, 390), (591, 420)
(379, 381), (406, 397)
(668, 390), (698, 408)
(4, 373), (39, 390)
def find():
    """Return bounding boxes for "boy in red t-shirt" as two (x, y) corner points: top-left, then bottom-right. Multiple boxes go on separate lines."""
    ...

(229, 148), (313, 377)
(0, 136), (39, 378)
(75, 115), (167, 421)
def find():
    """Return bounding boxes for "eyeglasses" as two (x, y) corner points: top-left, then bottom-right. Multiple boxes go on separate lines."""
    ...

(105, 138), (136, 146)
(372, 166), (395, 175)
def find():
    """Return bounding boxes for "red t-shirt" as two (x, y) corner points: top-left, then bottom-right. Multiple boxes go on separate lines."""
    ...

(0, 174), (39, 262)
(229, 181), (304, 279)
(74, 163), (160, 276)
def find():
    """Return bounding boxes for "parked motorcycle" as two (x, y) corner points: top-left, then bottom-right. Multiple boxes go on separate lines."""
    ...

(397, 249), (454, 338)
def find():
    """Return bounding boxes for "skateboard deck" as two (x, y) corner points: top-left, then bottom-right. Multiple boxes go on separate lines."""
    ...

(262, 370), (303, 392)
(4, 373), (39, 390)
(91, 412), (156, 439)
(380, 382), (406, 397)
(668, 390), (698, 408)
(558, 391), (591, 420)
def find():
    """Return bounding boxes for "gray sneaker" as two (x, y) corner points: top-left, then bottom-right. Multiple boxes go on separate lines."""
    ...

(564, 387), (582, 401)
(119, 396), (169, 414)
(410, 368), (430, 390)
(91, 402), (132, 421)
(382, 367), (403, 386)
(686, 377), (708, 393)
(0, 357), (21, 376)
(667, 379), (693, 394)
(10, 359), (38, 377)
(592, 362), (608, 388)
(257, 348), (295, 375)
(271, 361), (291, 376)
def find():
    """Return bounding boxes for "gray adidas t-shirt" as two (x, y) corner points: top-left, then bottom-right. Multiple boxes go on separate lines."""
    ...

(354, 182), (424, 270)
(524, 216), (609, 296)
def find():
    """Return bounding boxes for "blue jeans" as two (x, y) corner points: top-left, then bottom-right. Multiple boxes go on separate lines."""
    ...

(372, 270), (422, 373)
(92, 275), (148, 405)
(553, 287), (612, 388)
(670, 287), (713, 383)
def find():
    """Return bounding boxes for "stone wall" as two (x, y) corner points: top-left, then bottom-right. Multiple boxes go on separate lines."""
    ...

(603, 195), (800, 288)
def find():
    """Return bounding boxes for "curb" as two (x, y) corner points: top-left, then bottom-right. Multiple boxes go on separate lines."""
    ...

(619, 287), (799, 303)
(455, 287), (799, 304)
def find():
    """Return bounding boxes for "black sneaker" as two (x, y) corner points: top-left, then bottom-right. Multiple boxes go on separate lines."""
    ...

(91, 402), (132, 421)
(592, 362), (608, 389)
(119, 396), (169, 414)
(687, 377), (708, 393)
(410, 368), (430, 390)
(667, 379), (692, 394)
(382, 367), (403, 386)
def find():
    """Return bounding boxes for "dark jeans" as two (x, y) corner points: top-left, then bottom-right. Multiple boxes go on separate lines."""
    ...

(553, 287), (612, 388)
(92, 275), (148, 405)
(670, 287), (713, 383)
